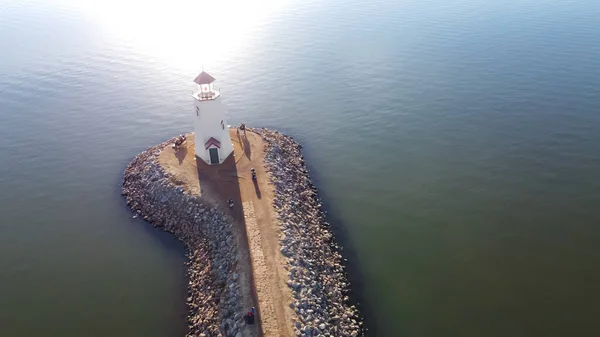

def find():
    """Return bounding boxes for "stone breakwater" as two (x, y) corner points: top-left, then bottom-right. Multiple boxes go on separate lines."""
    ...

(252, 128), (364, 337)
(122, 139), (243, 337)
(122, 129), (363, 337)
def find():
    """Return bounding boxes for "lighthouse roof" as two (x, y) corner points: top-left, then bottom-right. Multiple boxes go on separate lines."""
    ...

(194, 71), (216, 85)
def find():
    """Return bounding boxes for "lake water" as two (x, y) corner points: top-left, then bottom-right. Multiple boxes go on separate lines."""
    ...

(2, 0), (600, 336)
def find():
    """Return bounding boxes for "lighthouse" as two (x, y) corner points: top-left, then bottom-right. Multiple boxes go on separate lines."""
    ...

(192, 71), (233, 165)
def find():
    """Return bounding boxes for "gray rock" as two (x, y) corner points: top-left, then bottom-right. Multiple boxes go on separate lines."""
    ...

(122, 130), (362, 337)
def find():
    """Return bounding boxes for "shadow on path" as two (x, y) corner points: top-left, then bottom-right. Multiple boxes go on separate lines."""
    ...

(194, 154), (263, 337)
(252, 178), (262, 199)
(175, 147), (188, 164)
(242, 133), (252, 160)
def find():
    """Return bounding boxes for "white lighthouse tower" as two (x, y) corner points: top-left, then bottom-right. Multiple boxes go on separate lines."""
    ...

(192, 71), (233, 165)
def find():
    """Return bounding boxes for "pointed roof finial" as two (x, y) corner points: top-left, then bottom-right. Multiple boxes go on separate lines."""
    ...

(194, 70), (216, 85)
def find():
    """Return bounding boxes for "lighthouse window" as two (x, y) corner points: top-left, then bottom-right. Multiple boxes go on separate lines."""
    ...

(196, 106), (199, 116)
(221, 120), (224, 130)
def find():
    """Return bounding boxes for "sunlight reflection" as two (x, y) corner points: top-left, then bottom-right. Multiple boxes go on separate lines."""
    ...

(75, 0), (289, 71)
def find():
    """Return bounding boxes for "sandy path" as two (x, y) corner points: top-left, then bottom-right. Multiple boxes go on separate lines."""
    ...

(158, 130), (295, 337)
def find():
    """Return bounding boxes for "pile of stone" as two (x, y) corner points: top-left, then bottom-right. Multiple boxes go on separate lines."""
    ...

(252, 128), (364, 337)
(122, 139), (243, 337)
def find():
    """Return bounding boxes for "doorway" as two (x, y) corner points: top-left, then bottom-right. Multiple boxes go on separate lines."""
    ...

(209, 148), (219, 164)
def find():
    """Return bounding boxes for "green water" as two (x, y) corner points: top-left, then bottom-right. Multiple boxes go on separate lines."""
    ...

(2, 0), (600, 336)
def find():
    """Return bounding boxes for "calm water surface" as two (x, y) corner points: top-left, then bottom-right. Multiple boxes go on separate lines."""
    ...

(2, 0), (600, 336)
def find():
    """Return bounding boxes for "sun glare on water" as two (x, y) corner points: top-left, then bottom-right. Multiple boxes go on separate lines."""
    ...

(74, 0), (289, 71)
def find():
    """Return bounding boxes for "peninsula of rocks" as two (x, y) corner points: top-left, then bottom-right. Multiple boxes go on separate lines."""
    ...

(122, 128), (363, 337)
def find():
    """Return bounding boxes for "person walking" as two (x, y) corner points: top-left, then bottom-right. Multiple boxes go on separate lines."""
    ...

(244, 310), (255, 325)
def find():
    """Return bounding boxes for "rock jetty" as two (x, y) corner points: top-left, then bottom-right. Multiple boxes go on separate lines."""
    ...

(252, 128), (363, 337)
(122, 139), (243, 337)
(122, 129), (363, 337)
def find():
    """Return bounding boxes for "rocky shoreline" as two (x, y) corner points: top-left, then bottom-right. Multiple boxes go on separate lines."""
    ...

(252, 128), (363, 337)
(122, 139), (243, 337)
(122, 129), (363, 337)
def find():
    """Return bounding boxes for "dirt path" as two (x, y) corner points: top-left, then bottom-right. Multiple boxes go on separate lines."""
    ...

(158, 130), (295, 337)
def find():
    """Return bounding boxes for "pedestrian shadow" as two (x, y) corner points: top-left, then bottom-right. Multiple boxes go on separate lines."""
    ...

(175, 146), (187, 164)
(252, 178), (262, 199)
(242, 133), (252, 160)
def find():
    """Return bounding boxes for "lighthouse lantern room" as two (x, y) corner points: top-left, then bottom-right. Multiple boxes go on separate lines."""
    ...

(192, 71), (233, 165)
